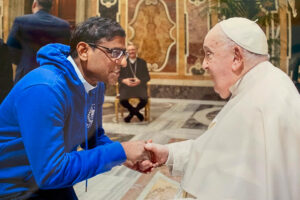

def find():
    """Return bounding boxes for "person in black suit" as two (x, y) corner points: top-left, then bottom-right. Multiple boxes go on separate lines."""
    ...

(290, 24), (300, 93)
(7, 0), (71, 83)
(0, 39), (13, 104)
(118, 43), (150, 123)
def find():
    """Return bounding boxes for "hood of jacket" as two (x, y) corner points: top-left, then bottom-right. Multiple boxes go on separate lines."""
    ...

(36, 43), (82, 87)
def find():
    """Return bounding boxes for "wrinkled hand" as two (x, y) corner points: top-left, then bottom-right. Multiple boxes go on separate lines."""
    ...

(123, 159), (154, 173)
(144, 143), (169, 167)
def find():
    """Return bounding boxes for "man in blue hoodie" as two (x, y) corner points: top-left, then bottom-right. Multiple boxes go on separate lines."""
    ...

(0, 17), (152, 200)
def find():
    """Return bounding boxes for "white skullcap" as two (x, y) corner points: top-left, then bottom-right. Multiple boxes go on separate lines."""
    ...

(219, 17), (268, 55)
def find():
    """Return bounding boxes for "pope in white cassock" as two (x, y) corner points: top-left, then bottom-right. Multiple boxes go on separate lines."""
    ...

(144, 17), (300, 200)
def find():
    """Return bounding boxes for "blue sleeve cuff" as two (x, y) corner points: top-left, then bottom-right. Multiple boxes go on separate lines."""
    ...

(102, 141), (127, 168)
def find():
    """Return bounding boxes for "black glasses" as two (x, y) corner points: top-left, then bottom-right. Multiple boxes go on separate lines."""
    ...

(88, 43), (128, 60)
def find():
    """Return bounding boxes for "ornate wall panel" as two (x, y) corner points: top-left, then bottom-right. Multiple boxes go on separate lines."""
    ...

(127, 0), (177, 73)
(99, 0), (119, 21)
(185, 0), (208, 76)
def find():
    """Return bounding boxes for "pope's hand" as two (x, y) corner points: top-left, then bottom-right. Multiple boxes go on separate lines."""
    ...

(144, 143), (169, 167)
(123, 159), (154, 173)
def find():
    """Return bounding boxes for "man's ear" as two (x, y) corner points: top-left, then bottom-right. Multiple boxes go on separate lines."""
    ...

(32, 1), (37, 8)
(32, 1), (38, 13)
(76, 42), (89, 61)
(232, 46), (243, 74)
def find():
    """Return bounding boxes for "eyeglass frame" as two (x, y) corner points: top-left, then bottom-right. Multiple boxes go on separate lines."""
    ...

(87, 43), (128, 61)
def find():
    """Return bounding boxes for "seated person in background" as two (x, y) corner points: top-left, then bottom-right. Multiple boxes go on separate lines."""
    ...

(118, 43), (150, 123)
(290, 24), (300, 92)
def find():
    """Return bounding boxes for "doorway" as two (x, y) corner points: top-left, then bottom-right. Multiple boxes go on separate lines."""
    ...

(51, 0), (76, 29)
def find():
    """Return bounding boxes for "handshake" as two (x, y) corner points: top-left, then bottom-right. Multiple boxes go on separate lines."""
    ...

(121, 140), (169, 173)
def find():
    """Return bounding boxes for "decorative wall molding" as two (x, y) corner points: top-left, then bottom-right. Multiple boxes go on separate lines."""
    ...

(145, 0), (158, 6)
(99, 0), (119, 21)
(189, 62), (205, 75)
(128, 0), (176, 72)
(185, 0), (209, 76)
(287, 0), (297, 17)
(188, 0), (206, 7)
(100, 0), (117, 9)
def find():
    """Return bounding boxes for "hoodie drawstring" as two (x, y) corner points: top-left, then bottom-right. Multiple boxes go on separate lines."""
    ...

(84, 91), (88, 192)
(84, 83), (101, 192)
(95, 86), (99, 146)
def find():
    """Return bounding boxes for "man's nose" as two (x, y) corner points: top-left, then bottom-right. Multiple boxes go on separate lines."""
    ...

(115, 56), (127, 67)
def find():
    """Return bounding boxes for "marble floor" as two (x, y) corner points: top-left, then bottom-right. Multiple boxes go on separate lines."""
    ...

(74, 96), (226, 200)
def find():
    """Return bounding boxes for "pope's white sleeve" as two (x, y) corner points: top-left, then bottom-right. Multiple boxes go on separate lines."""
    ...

(165, 145), (173, 166)
(166, 140), (193, 176)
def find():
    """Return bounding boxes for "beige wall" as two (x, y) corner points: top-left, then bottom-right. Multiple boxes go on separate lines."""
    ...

(2, 0), (26, 41)
(76, 0), (99, 24)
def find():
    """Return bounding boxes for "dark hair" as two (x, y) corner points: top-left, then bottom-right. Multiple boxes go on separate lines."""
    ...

(36, 0), (53, 12)
(70, 17), (126, 58)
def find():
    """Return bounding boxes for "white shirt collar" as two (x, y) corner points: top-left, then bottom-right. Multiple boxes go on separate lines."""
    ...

(229, 61), (268, 97)
(129, 58), (137, 64)
(67, 56), (96, 93)
(229, 79), (241, 95)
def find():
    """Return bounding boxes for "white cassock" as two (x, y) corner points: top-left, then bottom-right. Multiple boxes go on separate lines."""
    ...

(167, 61), (300, 200)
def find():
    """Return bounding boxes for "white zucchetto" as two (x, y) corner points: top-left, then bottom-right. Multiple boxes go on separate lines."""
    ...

(219, 17), (269, 55)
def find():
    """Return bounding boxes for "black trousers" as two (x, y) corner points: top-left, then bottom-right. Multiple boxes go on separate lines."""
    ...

(27, 187), (78, 200)
(120, 98), (148, 115)
(290, 52), (300, 82)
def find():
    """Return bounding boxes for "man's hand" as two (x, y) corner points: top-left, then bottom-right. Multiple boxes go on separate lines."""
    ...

(121, 141), (152, 171)
(121, 140), (150, 162)
(122, 140), (157, 173)
(131, 77), (140, 86)
(123, 159), (154, 173)
(122, 78), (141, 87)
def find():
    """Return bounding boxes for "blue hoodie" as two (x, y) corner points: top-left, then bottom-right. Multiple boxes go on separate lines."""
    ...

(0, 43), (127, 199)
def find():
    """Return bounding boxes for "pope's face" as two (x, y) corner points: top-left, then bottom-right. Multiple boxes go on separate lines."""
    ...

(202, 26), (235, 99)
(85, 36), (127, 85)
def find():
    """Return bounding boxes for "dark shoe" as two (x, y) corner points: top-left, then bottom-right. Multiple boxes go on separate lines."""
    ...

(124, 114), (133, 123)
(136, 112), (144, 121)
